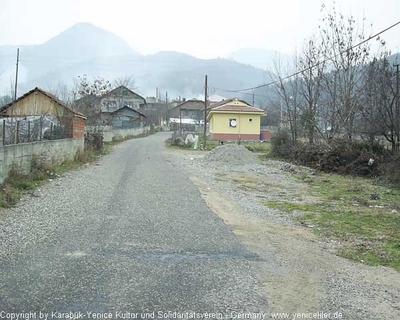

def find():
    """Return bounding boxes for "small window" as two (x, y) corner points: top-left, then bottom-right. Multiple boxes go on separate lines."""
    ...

(249, 118), (253, 122)
(229, 118), (237, 127)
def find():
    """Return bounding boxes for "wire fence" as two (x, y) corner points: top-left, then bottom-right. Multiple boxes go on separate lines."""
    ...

(0, 115), (69, 146)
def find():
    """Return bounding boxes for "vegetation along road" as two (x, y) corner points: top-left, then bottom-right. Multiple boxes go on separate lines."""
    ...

(1, 132), (400, 319)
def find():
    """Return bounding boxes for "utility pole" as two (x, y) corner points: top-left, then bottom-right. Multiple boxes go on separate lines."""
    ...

(203, 75), (208, 149)
(252, 93), (255, 106)
(166, 91), (168, 104)
(14, 48), (20, 101)
(279, 97), (283, 131)
(179, 106), (182, 134)
(395, 64), (400, 151)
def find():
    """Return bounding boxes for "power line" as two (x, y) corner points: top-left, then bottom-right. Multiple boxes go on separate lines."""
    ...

(210, 86), (274, 99)
(216, 20), (400, 93)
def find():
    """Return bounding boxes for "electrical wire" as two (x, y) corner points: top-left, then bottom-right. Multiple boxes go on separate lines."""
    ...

(210, 87), (274, 99)
(214, 20), (400, 93)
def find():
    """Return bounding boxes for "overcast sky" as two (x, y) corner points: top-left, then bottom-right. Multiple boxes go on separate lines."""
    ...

(1, 0), (399, 58)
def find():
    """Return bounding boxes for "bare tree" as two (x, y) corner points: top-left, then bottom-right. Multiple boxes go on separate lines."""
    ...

(45, 82), (75, 106)
(73, 75), (112, 126)
(273, 53), (301, 142)
(319, 5), (373, 141)
(75, 75), (111, 97)
(114, 76), (137, 91)
(0, 95), (12, 107)
(298, 37), (326, 144)
(361, 54), (399, 153)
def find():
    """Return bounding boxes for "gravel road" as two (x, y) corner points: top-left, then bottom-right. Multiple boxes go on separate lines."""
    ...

(0, 133), (269, 316)
(166, 145), (400, 320)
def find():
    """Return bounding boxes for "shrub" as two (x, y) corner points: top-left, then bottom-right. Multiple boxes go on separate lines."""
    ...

(74, 148), (95, 163)
(270, 130), (293, 158)
(291, 139), (381, 177)
(384, 154), (400, 185)
(85, 132), (104, 150)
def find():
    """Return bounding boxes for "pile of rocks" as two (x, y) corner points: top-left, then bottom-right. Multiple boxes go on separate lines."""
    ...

(204, 144), (260, 165)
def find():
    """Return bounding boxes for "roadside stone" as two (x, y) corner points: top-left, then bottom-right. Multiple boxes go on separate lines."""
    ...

(173, 137), (185, 147)
(30, 190), (41, 197)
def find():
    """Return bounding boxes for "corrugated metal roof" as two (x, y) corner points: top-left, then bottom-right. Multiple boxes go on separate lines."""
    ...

(106, 105), (147, 118)
(102, 86), (147, 104)
(173, 99), (205, 110)
(0, 87), (87, 119)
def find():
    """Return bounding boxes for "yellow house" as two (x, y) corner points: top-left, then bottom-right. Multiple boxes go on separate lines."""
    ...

(207, 98), (265, 140)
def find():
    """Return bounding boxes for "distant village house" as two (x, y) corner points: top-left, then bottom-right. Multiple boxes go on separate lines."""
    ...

(0, 87), (86, 144)
(75, 85), (147, 129)
(207, 98), (266, 141)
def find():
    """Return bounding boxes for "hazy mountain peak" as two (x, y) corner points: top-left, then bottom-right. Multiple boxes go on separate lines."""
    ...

(58, 22), (102, 33)
(41, 22), (137, 59)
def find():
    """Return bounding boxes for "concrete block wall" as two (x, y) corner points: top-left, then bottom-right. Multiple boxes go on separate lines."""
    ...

(102, 126), (150, 142)
(0, 138), (84, 184)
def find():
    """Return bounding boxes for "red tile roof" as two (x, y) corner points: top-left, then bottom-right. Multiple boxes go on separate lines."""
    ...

(210, 98), (264, 113)
(212, 104), (265, 113)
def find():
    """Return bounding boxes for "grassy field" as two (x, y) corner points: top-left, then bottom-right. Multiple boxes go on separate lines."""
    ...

(265, 172), (400, 271)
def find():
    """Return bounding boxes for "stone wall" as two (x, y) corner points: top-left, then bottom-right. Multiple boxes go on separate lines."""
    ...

(86, 126), (150, 142)
(0, 138), (84, 184)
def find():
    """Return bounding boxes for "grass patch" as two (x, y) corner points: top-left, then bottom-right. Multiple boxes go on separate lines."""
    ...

(263, 172), (400, 271)
(243, 141), (272, 153)
(166, 135), (220, 150)
(201, 139), (220, 150)
(166, 136), (271, 153)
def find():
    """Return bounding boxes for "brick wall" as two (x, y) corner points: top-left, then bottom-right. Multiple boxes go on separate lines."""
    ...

(62, 116), (86, 139)
(72, 117), (85, 138)
(260, 130), (274, 141)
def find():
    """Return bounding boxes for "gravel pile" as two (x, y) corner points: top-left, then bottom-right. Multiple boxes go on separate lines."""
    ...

(204, 144), (260, 165)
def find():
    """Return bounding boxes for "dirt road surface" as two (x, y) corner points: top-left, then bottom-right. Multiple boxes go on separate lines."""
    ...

(0, 133), (399, 319)
(165, 142), (400, 319)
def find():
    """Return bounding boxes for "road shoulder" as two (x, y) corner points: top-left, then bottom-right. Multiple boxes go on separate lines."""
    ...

(165, 147), (400, 318)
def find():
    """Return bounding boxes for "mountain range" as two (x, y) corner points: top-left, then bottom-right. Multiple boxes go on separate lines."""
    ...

(0, 23), (275, 101)
(228, 48), (292, 71)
